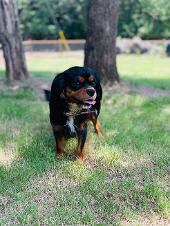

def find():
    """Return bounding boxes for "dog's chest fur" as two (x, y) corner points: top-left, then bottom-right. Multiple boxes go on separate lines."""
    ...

(64, 102), (91, 136)
(65, 103), (82, 116)
(66, 116), (76, 134)
(64, 103), (80, 135)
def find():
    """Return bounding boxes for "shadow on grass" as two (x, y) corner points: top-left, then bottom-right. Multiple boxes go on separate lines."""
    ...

(0, 92), (169, 224)
(1, 69), (170, 90)
(0, 69), (56, 79)
(1, 132), (168, 224)
(30, 71), (57, 79)
(123, 75), (170, 89)
(0, 70), (5, 78)
(30, 70), (170, 90)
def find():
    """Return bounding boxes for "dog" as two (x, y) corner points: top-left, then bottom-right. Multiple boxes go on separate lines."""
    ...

(44, 66), (102, 160)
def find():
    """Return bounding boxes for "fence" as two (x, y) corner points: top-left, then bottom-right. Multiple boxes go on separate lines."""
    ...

(23, 39), (170, 52)
(23, 39), (85, 52)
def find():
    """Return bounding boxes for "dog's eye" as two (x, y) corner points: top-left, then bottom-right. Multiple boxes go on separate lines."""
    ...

(90, 81), (96, 86)
(74, 81), (80, 86)
(72, 81), (80, 88)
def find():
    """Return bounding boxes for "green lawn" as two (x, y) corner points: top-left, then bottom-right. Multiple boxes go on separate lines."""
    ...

(117, 54), (170, 89)
(28, 52), (170, 89)
(0, 52), (170, 225)
(0, 52), (170, 89)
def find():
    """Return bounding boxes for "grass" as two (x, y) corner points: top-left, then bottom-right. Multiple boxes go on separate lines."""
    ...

(0, 51), (170, 89)
(117, 54), (170, 89)
(0, 52), (170, 225)
(27, 52), (170, 89)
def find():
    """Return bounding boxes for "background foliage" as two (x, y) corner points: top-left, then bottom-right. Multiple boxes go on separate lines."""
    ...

(17, 0), (170, 40)
(119, 0), (170, 39)
(17, 0), (87, 40)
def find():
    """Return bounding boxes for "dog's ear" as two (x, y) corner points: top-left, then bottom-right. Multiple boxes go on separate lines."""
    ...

(44, 89), (51, 102)
(50, 73), (65, 101)
(94, 72), (102, 101)
(97, 81), (102, 101)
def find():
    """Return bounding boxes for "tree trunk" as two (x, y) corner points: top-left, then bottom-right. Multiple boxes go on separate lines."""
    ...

(0, 0), (29, 82)
(84, 0), (119, 84)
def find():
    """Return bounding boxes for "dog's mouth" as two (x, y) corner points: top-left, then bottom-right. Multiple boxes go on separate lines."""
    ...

(84, 99), (96, 106)
(82, 99), (96, 109)
(64, 98), (96, 116)
(69, 97), (96, 107)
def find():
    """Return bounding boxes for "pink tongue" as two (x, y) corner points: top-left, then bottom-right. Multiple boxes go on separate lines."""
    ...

(85, 100), (96, 105)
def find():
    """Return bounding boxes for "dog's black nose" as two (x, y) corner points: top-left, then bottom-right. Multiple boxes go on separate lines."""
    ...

(86, 88), (95, 97)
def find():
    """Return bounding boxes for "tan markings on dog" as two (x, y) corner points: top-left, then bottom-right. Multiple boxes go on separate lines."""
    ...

(88, 75), (94, 82)
(52, 124), (62, 131)
(65, 87), (89, 101)
(95, 120), (103, 136)
(56, 137), (65, 156)
(88, 113), (103, 136)
(79, 76), (85, 83)
(69, 103), (80, 111)
(65, 87), (73, 96)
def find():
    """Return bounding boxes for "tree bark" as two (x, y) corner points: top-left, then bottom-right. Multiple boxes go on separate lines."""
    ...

(0, 0), (29, 82)
(84, 0), (119, 84)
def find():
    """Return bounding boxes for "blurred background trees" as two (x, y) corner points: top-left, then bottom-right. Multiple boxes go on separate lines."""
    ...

(17, 0), (87, 40)
(0, 0), (29, 82)
(17, 0), (170, 40)
(118, 0), (170, 39)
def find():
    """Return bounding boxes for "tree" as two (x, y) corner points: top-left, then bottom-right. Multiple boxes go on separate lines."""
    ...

(17, 0), (87, 40)
(0, 0), (29, 82)
(84, 0), (119, 84)
(118, 0), (141, 38)
(118, 0), (170, 39)
(16, 0), (170, 40)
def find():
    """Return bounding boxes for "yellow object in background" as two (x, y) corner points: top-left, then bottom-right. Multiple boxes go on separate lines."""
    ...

(59, 30), (70, 51)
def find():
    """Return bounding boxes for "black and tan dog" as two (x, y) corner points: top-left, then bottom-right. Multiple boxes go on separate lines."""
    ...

(45, 66), (102, 160)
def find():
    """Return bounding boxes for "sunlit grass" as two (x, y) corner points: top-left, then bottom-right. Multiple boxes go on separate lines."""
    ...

(0, 51), (169, 224)
(117, 54), (170, 89)
(0, 88), (169, 225)
(0, 51), (170, 89)
(26, 51), (83, 78)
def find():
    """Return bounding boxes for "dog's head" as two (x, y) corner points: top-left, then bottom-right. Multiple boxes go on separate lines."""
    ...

(61, 66), (101, 107)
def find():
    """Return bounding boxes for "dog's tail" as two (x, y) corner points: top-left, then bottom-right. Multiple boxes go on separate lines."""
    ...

(44, 89), (51, 102)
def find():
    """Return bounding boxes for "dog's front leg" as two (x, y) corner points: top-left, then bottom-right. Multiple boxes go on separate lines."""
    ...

(53, 127), (65, 156)
(76, 123), (88, 160)
(88, 113), (103, 136)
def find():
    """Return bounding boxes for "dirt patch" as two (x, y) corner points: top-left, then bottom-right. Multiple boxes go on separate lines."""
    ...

(104, 80), (170, 98)
(0, 77), (170, 99)
(0, 77), (51, 99)
(0, 147), (17, 166)
(120, 214), (170, 226)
